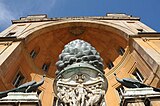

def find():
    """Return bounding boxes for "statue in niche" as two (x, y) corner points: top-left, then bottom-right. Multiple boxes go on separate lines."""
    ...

(53, 39), (108, 106)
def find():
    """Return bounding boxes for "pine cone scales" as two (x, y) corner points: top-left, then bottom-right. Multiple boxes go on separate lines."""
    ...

(56, 39), (104, 75)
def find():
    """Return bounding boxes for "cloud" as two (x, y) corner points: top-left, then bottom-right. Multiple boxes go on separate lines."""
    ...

(0, 0), (57, 22)
(0, 2), (14, 24)
(0, 1), (16, 31)
(0, 0), (58, 32)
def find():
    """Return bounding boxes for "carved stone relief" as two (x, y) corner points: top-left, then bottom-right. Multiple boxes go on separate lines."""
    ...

(53, 39), (108, 106)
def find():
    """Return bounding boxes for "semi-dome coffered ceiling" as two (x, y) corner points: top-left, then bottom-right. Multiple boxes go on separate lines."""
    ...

(25, 22), (128, 77)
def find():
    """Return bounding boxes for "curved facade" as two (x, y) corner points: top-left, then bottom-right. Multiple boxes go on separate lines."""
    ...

(0, 14), (160, 106)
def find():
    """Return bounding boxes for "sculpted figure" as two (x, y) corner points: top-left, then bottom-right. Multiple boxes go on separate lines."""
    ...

(86, 85), (105, 106)
(68, 89), (77, 106)
(75, 84), (87, 106)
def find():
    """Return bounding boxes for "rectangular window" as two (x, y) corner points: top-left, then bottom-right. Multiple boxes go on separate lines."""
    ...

(13, 72), (25, 87)
(133, 69), (144, 82)
(30, 50), (37, 59)
(42, 63), (50, 72)
(108, 61), (114, 69)
(137, 29), (144, 33)
(116, 85), (125, 99)
(118, 47), (125, 56)
(6, 32), (16, 37)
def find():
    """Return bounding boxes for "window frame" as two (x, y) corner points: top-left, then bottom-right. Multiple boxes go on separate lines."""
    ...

(118, 47), (125, 56)
(108, 61), (114, 69)
(30, 50), (37, 59)
(42, 62), (51, 72)
(116, 85), (125, 99)
(132, 68), (144, 82)
(30, 47), (40, 59)
(6, 32), (16, 37)
(12, 71), (25, 87)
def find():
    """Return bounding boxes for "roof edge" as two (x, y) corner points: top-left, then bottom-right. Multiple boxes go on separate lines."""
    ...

(12, 13), (140, 24)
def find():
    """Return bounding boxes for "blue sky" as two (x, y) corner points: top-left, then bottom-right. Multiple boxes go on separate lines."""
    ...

(0, 0), (160, 32)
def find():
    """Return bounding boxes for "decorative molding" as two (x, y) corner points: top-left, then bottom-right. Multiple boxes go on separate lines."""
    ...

(69, 26), (85, 36)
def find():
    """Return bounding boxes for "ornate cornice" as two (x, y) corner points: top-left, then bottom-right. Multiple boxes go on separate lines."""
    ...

(12, 14), (140, 24)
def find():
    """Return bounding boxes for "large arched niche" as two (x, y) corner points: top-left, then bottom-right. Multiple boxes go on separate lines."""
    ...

(24, 21), (129, 78)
